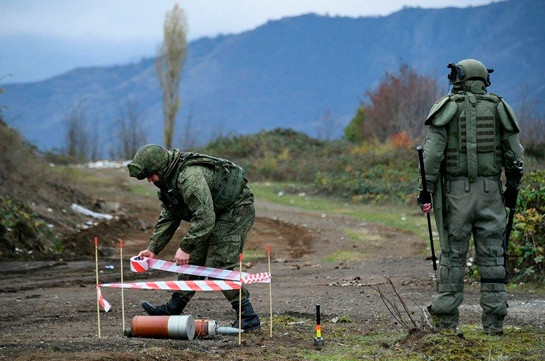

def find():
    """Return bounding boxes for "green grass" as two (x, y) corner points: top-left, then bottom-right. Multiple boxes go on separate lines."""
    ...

(323, 250), (365, 262)
(252, 182), (432, 242)
(128, 183), (157, 197)
(249, 321), (545, 360)
(241, 249), (265, 262)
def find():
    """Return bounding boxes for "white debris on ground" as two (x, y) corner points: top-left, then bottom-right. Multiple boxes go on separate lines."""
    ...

(86, 160), (131, 169)
(70, 203), (113, 220)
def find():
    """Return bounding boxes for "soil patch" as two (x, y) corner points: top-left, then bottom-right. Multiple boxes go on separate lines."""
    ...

(1, 168), (544, 360)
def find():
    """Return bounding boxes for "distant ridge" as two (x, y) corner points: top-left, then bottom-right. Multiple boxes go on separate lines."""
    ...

(2, 0), (543, 154)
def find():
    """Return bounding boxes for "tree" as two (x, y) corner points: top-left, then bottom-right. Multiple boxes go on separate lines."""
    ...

(115, 100), (147, 159)
(357, 62), (440, 142)
(316, 109), (340, 140)
(156, 3), (188, 149)
(88, 117), (99, 161)
(64, 101), (89, 161)
(179, 102), (197, 150)
(344, 105), (367, 143)
(516, 85), (545, 159)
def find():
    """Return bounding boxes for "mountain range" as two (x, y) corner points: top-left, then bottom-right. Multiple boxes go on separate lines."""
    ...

(2, 0), (544, 155)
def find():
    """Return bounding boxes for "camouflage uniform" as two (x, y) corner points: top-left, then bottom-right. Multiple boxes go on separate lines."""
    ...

(149, 160), (255, 304)
(128, 146), (260, 330)
(421, 59), (524, 334)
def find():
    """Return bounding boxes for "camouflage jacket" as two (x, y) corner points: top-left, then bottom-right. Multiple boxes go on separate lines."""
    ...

(147, 151), (253, 255)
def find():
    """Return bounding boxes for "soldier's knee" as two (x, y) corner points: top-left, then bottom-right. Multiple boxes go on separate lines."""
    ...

(437, 254), (466, 285)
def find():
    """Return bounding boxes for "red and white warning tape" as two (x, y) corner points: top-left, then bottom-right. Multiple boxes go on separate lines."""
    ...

(101, 280), (242, 291)
(97, 257), (271, 311)
(97, 286), (112, 312)
(130, 256), (246, 281)
(241, 272), (271, 284)
(130, 256), (271, 284)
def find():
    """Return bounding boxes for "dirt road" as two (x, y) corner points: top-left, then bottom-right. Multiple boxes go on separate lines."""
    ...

(1, 174), (544, 360)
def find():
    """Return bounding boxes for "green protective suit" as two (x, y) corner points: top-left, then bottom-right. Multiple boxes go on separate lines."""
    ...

(422, 79), (524, 333)
(148, 150), (255, 304)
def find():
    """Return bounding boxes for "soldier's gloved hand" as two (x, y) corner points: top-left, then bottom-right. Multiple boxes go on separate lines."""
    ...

(417, 191), (432, 213)
(503, 187), (518, 209)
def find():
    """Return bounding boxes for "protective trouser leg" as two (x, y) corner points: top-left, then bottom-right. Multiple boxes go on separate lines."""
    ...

(480, 283), (507, 335)
(429, 178), (472, 329)
(474, 178), (508, 335)
(429, 253), (466, 329)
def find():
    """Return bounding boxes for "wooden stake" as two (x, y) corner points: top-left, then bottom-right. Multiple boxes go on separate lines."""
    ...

(238, 253), (243, 346)
(94, 236), (101, 338)
(119, 239), (126, 334)
(267, 244), (273, 338)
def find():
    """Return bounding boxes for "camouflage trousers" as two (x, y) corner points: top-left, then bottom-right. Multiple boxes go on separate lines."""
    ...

(429, 177), (507, 333)
(174, 200), (255, 304)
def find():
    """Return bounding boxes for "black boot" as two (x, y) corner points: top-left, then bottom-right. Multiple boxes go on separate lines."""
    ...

(141, 294), (187, 316)
(231, 299), (261, 331)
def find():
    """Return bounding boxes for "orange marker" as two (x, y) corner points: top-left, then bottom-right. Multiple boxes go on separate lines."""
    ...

(314, 304), (324, 349)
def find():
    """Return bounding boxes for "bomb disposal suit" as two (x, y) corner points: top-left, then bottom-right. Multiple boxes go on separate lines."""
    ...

(421, 59), (523, 334)
(128, 144), (261, 331)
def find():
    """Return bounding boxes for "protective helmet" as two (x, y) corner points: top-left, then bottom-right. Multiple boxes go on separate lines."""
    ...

(127, 144), (169, 180)
(447, 59), (494, 87)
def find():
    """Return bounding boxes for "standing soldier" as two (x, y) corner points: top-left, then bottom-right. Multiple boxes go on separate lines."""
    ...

(417, 59), (524, 335)
(127, 144), (261, 331)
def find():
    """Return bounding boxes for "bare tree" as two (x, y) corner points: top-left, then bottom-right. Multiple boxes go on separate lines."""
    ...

(64, 101), (89, 161)
(115, 100), (147, 159)
(88, 117), (99, 161)
(210, 118), (226, 143)
(156, 3), (188, 149)
(516, 85), (545, 158)
(180, 102), (197, 150)
(316, 109), (339, 140)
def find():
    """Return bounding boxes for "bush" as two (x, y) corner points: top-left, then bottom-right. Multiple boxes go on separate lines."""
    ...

(509, 170), (545, 282)
(0, 196), (61, 258)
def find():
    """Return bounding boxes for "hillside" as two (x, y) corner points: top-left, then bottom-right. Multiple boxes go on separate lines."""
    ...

(1, 0), (544, 155)
(0, 117), (143, 260)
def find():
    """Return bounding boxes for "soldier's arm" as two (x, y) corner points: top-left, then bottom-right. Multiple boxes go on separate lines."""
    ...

(421, 96), (456, 192)
(148, 206), (183, 255)
(422, 125), (448, 192)
(178, 166), (216, 253)
(498, 98), (524, 189)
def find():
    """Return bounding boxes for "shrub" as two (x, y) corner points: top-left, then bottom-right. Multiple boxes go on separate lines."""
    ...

(509, 170), (545, 282)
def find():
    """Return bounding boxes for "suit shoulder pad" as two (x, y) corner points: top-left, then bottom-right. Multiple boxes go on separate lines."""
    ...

(425, 95), (458, 126)
(497, 96), (520, 132)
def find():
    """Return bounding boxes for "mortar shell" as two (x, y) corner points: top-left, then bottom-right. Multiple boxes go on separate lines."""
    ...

(130, 315), (195, 340)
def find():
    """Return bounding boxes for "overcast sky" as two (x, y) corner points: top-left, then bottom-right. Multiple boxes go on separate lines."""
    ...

(0, 0), (497, 83)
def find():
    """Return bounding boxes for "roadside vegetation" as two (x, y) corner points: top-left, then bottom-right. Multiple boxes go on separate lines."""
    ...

(2, 122), (545, 360)
(200, 129), (545, 285)
(1, 62), (544, 281)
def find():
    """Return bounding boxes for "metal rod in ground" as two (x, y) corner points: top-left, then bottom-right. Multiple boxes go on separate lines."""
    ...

(314, 304), (324, 349)
(119, 239), (126, 333)
(238, 253), (243, 346)
(94, 236), (101, 338)
(267, 244), (273, 338)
